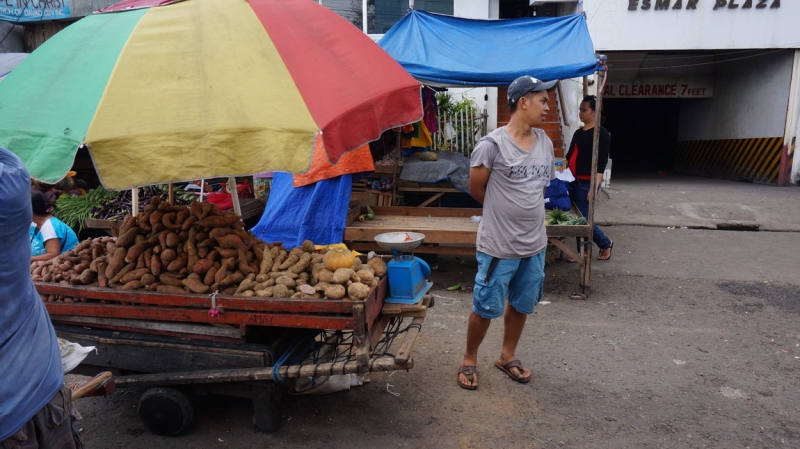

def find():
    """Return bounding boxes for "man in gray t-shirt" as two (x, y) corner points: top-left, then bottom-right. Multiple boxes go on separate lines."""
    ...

(458, 76), (555, 390)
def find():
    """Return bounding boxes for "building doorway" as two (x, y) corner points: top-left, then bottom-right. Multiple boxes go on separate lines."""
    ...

(603, 99), (681, 174)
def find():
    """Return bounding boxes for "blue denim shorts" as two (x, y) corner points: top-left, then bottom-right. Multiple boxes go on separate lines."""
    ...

(472, 250), (545, 319)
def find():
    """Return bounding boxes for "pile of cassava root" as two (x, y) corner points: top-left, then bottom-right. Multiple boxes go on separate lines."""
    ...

(30, 197), (387, 303)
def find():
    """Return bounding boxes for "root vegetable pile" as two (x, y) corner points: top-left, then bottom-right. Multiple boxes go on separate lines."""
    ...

(31, 197), (385, 303)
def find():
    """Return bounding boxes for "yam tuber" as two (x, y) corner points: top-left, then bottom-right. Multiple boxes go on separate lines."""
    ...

(325, 284), (346, 300)
(332, 268), (355, 285)
(347, 282), (370, 300)
(367, 257), (387, 277)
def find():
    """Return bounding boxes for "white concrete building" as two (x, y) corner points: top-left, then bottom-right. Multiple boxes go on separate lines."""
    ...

(339, 0), (800, 185)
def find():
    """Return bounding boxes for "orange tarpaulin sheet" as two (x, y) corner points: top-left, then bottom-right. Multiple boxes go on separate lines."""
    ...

(293, 134), (375, 187)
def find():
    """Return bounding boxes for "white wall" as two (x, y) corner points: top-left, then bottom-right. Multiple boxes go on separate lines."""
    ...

(678, 50), (793, 141)
(454, 0), (491, 19)
(585, 0), (799, 51)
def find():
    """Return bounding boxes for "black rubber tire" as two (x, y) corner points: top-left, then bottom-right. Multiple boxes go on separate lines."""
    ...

(138, 387), (194, 436)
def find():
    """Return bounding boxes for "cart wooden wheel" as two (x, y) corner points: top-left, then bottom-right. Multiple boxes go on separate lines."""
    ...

(138, 387), (194, 436)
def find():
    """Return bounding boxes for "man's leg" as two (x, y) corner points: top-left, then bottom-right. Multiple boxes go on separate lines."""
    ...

(460, 312), (491, 387)
(497, 303), (531, 381)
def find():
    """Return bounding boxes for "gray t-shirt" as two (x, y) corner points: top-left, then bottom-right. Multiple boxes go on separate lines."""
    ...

(470, 127), (554, 258)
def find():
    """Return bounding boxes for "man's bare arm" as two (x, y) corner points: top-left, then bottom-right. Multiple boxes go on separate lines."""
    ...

(470, 165), (490, 205)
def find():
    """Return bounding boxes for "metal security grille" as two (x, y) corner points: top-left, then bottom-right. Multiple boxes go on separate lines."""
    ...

(431, 107), (488, 157)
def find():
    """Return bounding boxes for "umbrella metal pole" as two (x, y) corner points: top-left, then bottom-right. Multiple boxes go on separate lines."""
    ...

(228, 177), (242, 217)
(131, 188), (139, 217)
(168, 183), (174, 206)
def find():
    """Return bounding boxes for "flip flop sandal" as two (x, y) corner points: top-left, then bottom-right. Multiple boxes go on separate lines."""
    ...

(598, 241), (614, 261)
(570, 292), (588, 300)
(494, 360), (531, 384)
(457, 365), (478, 390)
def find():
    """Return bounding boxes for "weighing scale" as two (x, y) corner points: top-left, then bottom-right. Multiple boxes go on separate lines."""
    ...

(374, 232), (433, 304)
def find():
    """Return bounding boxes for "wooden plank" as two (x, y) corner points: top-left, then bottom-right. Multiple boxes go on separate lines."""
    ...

(45, 303), (354, 330)
(371, 206), (479, 218)
(349, 242), (476, 256)
(380, 302), (427, 318)
(111, 357), (413, 388)
(364, 275), (388, 333)
(49, 315), (241, 339)
(83, 218), (121, 231)
(417, 192), (445, 207)
(35, 283), (354, 314)
(397, 186), (460, 193)
(394, 294), (432, 364)
(548, 237), (584, 267)
(352, 303), (370, 367)
(59, 332), (270, 373)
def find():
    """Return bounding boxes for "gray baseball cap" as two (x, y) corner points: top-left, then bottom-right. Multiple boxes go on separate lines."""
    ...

(506, 75), (557, 106)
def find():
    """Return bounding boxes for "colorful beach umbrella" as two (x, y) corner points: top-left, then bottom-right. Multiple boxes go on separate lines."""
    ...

(0, 0), (421, 190)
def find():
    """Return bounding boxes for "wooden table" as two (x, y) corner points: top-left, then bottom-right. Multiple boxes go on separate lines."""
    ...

(395, 180), (462, 207)
(344, 205), (595, 295)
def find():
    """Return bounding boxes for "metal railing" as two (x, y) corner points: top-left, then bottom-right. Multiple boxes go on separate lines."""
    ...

(431, 107), (488, 157)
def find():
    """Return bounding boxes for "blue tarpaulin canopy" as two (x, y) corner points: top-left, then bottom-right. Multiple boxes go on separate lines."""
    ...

(378, 11), (600, 87)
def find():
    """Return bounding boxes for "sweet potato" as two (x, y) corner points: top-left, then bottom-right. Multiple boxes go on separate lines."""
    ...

(167, 254), (187, 273)
(219, 271), (244, 288)
(197, 215), (240, 229)
(165, 232), (180, 248)
(118, 214), (136, 236)
(110, 262), (136, 285)
(299, 239), (316, 253)
(272, 284), (290, 298)
(119, 280), (141, 290)
(160, 248), (177, 264)
(182, 277), (210, 294)
(197, 246), (209, 259)
(140, 274), (156, 286)
(181, 215), (197, 232)
(119, 268), (150, 284)
(97, 262), (109, 287)
(159, 273), (183, 287)
(215, 258), (234, 284)
(176, 208), (190, 227)
(150, 254), (162, 277)
(215, 234), (247, 251)
(198, 238), (215, 249)
(237, 249), (254, 275)
(275, 276), (296, 289)
(156, 285), (185, 294)
(271, 251), (287, 272)
(190, 201), (203, 219)
(162, 212), (179, 230)
(125, 241), (148, 263)
(289, 252), (312, 274)
(209, 227), (233, 241)
(193, 259), (214, 275)
(259, 250), (274, 275)
(204, 265), (219, 286)
(105, 248), (127, 279)
(235, 279), (255, 295)
(221, 286), (237, 295)
(215, 248), (236, 259)
(149, 210), (165, 228)
(79, 270), (97, 285)
(115, 227), (140, 248)
(278, 248), (303, 271)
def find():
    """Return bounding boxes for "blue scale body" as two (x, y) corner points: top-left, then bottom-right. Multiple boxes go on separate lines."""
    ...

(385, 255), (433, 304)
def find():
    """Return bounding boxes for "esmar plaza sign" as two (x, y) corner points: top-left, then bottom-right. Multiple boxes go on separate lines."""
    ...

(602, 78), (713, 98)
(628, 0), (780, 10)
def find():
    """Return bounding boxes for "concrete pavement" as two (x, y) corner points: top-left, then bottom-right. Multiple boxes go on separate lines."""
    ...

(593, 172), (800, 232)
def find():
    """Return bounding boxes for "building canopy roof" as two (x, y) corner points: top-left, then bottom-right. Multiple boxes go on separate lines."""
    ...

(379, 10), (600, 87)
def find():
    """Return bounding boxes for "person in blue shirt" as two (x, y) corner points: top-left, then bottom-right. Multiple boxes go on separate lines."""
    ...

(1, 148), (83, 448)
(30, 190), (79, 262)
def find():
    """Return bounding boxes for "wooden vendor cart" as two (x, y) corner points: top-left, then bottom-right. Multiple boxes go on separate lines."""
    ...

(344, 206), (594, 295)
(37, 274), (431, 435)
